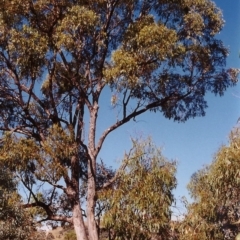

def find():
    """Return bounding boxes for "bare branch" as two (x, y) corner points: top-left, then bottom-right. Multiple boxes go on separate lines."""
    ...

(36, 215), (72, 223)
(95, 92), (191, 157)
(122, 89), (132, 118)
(95, 99), (166, 156)
(22, 203), (73, 223)
(37, 178), (66, 192)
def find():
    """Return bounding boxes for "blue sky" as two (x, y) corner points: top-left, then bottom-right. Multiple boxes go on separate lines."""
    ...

(97, 0), (240, 215)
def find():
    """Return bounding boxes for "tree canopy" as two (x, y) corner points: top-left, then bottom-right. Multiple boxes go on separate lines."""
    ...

(0, 0), (239, 239)
(99, 138), (177, 239)
(178, 127), (240, 240)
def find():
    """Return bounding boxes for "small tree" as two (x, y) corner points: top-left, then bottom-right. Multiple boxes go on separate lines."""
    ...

(178, 127), (240, 240)
(0, 0), (239, 239)
(99, 138), (177, 240)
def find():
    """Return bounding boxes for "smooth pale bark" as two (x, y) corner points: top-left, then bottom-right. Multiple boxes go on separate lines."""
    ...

(70, 154), (89, 240)
(86, 154), (98, 240)
(87, 103), (99, 240)
(73, 203), (88, 240)
(87, 172), (98, 240)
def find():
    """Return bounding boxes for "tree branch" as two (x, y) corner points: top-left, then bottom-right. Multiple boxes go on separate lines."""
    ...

(95, 98), (168, 156)
(37, 178), (66, 192)
(96, 90), (192, 157)
(21, 177), (72, 223)
(37, 215), (73, 223)
(23, 203), (73, 223)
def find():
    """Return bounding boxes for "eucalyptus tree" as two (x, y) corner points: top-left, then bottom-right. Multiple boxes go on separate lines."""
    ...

(0, 0), (239, 239)
(98, 138), (177, 240)
(178, 128), (240, 240)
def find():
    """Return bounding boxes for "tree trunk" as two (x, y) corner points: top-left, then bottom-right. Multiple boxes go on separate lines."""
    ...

(87, 201), (98, 240)
(70, 154), (88, 240)
(73, 203), (88, 240)
(87, 103), (99, 240)
(87, 168), (98, 240)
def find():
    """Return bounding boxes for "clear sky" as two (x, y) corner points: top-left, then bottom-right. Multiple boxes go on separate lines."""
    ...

(97, 0), (240, 216)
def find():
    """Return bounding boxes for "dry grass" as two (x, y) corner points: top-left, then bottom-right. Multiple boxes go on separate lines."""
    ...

(44, 225), (108, 240)
(45, 227), (66, 240)
(45, 225), (86, 240)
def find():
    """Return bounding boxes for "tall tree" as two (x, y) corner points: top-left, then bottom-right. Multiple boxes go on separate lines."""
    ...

(177, 127), (240, 240)
(0, 0), (239, 239)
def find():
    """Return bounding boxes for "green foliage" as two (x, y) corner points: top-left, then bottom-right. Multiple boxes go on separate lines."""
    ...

(0, 125), (82, 223)
(99, 138), (177, 239)
(0, 0), (239, 239)
(54, 5), (99, 52)
(178, 127), (240, 240)
(104, 15), (178, 88)
(0, 167), (41, 240)
(0, 124), (76, 183)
